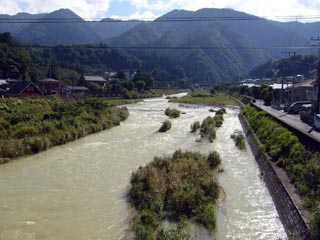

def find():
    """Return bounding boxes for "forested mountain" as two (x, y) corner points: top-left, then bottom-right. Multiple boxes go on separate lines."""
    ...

(89, 19), (140, 39)
(107, 8), (320, 82)
(0, 12), (45, 35)
(1, 8), (320, 83)
(249, 55), (318, 79)
(15, 9), (101, 45)
(0, 9), (140, 45)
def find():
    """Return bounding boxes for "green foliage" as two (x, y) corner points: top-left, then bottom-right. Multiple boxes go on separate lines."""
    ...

(129, 150), (221, 239)
(231, 132), (246, 150)
(0, 97), (129, 159)
(0, 33), (32, 80)
(242, 105), (320, 234)
(196, 203), (216, 230)
(190, 121), (200, 133)
(165, 108), (181, 118)
(159, 120), (172, 132)
(207, 151), (221, 169)
(133, 209), (161, 240)
(170, 93), (237, 106)
(156, 227), (189, 240)
(200, 116), (216, 142)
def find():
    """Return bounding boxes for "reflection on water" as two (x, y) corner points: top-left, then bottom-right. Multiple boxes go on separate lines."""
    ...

(0, 96), (286, 239)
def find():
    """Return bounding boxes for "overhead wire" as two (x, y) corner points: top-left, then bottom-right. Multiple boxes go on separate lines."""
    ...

(1, 14), (320, 23)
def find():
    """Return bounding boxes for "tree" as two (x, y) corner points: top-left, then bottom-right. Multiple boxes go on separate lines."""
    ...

(134, 71), (154, 90)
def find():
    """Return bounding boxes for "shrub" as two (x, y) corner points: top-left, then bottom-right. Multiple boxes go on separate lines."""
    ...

(133, 209), (160, 240)
(159, 120), (172, 132)
(0, 97), (129, 159)
(190, 121), (200, 133)
(231, 132), (246, 150)
(129, 150), (222, 238)
(196, 203), (216, 230)
(200, 117), (216, 142)
(165, 108), (181, 118)
(156, 227), (189, 240)
(207, 151), (221, 169)
(12, 125), (37, 139)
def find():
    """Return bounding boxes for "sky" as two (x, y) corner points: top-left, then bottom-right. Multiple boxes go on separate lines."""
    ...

(1, 0), (320, 22)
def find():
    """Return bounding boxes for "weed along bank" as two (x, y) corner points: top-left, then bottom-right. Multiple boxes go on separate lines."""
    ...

(240, 105), (311, 239)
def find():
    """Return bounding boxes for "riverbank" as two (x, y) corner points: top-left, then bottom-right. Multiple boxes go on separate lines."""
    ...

(0, 97), (136, 163)
(169, 93), (238, 106)
(0, 97), (286, 239)
(240, 105), (313, 239)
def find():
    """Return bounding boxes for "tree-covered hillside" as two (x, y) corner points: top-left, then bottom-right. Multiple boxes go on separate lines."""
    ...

(249, 55), (318, 79)
(0, 32), (32, 80)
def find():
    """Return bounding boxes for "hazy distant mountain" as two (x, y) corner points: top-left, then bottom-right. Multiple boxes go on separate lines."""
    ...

(15, 9), (101, 45)
(0, 12), (45, 35)
(0, 9), (140, 44)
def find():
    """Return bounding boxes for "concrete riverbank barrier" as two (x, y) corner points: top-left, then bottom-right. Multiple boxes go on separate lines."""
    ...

(239, 113), (310, 240)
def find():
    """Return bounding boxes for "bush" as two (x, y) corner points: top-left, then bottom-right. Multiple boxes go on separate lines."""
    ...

(200, 117), (216, 142)
(133, 209), (160, 240)
(207, 151), (221, 169)
(0, 98), (129, 159)
(190, 121), (200, 133)
(231, 132), (246, 150)
(165, 108), (181, 118)
(159, 120), (172, 132)
(242, 105), (320, 235)
(196, 203), (216, 230)
(12, 125), (37, 139)
(129, 150), (222, 238)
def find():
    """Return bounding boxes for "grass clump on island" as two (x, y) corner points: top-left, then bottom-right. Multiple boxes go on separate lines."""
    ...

(213, 108), (226, 128)
(165, 108), (181, 118)
(231, 131), (246, 150)
(169, 91), (237, 106)
(0, 97), (129, 161)
(159, 120), (172, 132)
(190, 121), (200, 133)
(200, 117), (216, 142)
(129, 150), (222, 240)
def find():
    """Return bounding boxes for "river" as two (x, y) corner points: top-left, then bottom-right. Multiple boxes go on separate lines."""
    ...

(0, 95), (286, 240)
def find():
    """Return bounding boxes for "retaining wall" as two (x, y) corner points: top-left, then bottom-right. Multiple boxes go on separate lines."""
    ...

(239, 113), (309, 240)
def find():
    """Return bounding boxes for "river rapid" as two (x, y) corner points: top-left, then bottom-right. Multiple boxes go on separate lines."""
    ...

(0, 95), (286, 239)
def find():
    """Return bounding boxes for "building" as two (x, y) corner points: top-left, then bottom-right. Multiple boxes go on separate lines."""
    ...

(79, 75), (107, 88)
(38, 78), (68, 95)
(5, 81), (43, 97)
(291, 79), (316, 101)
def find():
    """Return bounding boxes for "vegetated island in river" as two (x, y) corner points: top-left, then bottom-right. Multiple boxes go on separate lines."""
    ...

(169, 91), (238, 106)
(0, 97), (137, 163)
(128, 150), (222, 240)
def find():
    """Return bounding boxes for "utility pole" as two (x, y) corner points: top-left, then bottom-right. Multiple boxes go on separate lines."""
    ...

(311, 37), (320, 114)
(281, 51), (296, 105)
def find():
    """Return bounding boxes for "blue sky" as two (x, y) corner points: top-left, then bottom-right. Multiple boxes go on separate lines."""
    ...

(1, 0), (320, 22)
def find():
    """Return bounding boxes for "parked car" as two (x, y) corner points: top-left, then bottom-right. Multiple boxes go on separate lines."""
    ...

(300, 104), (313, 125)
(287, 101), (311, 114)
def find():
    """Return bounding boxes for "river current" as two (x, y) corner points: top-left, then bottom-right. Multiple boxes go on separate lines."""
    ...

(0, 95), (286, 239)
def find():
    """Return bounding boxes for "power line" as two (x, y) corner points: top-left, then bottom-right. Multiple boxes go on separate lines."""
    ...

(1, 15), (320, 23)
(21, 45), (316, 51)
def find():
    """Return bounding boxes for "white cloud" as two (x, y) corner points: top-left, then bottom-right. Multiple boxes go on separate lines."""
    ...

(0, 0), (111, 19)
(2, 0), (320, 21)
(1, 1), (22, 15)
(112, 10), (158, 20)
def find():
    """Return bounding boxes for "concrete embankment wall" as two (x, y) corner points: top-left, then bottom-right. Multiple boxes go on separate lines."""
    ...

(239, 113), (310, 240)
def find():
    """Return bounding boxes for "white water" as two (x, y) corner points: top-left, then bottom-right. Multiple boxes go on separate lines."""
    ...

(0, 96), (286, 239)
